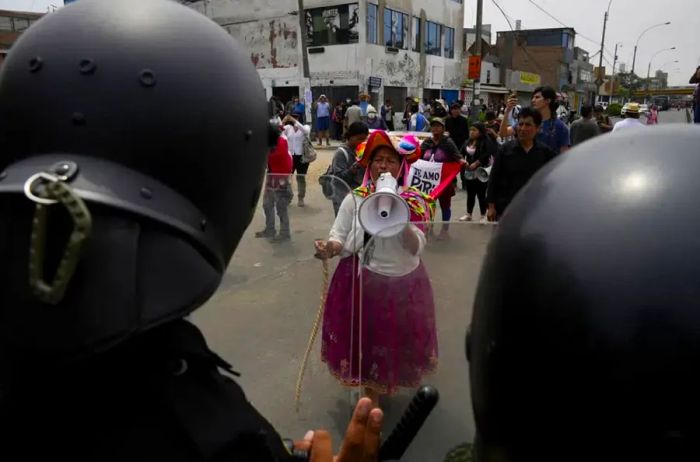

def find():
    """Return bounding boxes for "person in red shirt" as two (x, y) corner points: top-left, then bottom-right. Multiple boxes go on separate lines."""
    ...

(256, 123), (294, 241)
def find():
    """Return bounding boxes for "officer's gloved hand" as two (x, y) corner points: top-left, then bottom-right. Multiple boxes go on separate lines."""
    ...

(295, 397), (383, 461)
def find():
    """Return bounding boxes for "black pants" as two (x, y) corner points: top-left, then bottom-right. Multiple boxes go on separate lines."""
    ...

(292, 155), (309, 199)
(466, 179), (487, 215)
(333, 121), (344, 140)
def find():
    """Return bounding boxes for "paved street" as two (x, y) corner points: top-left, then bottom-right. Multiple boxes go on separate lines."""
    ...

(191, 109), (692, 460)
(611, 106), (691, 125)
(192, 150), (491, 460)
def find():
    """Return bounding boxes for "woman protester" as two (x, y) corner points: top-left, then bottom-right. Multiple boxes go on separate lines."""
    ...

(314, 131), (438, 408)
(420, 118), (465, 240)
(459, 123), (494, 224)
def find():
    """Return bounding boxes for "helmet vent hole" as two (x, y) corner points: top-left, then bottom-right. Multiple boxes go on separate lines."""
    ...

(29, 56), (43, 73)
(79, 58), (96, 75)
(139, 69), (156, 87)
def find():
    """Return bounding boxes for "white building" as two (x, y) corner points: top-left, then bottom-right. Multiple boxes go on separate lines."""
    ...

(183, 0), (464, 113)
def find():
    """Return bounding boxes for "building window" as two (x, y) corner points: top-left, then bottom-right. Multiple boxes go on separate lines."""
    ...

(0, 17), (12, 31)
(367, 3), (378, 44)
(384, 8), (408, 49)
(443, 26), (455, 59)
(425, 21), (441, 56)
(412, 16), (421, 52)
(13, 17), (30, 31)
(306, 3), (360, 47)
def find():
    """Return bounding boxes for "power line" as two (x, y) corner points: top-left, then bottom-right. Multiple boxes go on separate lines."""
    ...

(491, 0), (552, 74)
(526, 0), (615, 61)
(527, 0), (566, 28)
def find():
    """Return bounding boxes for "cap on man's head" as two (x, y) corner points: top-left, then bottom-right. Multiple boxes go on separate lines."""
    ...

(430, 117), (446, 127)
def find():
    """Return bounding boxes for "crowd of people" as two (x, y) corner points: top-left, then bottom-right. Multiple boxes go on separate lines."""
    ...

(261, 84), (672, 243)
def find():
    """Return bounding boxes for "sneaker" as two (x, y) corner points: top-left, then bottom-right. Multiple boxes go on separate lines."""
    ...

(255, 230), (275, 238)
(459, 214), (472, 222)
(298, 198), (305, 207)
(479, 216), (487, 224)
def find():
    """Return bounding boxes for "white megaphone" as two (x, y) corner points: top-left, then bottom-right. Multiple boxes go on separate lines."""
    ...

(358, 172), (410, 237)
(476, 165), (492, 183)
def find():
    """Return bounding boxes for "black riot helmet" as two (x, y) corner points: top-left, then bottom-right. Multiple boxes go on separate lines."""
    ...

(0, 0), (268, 363)
(469, 125), (700, 461)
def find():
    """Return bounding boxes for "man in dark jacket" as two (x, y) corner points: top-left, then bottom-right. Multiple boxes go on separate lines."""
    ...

(445, 103), (470, 190)
(445, 103), (470, 151)
(487, 107), (557, 221)
(691, 66), (700, 124)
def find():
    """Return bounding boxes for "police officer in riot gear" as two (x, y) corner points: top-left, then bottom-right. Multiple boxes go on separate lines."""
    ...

(468, 125), (700, 462)
(0, 0), (381, 460)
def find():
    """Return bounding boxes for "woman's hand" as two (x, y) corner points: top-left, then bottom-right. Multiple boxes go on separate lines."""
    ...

(294, 398), (383, 462)
(314, 240), (342, 260)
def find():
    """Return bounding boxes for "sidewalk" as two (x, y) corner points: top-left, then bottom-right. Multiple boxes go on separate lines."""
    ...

(310, 139), (343, 151)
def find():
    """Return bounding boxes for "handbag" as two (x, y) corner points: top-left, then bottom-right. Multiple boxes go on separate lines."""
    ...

(301, 135), (317, 164)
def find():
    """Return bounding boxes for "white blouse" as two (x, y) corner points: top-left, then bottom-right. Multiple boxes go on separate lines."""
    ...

(282, 121), (310, 156)
(328, 193), (426, 277)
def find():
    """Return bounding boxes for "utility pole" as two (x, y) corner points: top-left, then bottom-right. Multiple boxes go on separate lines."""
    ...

(611, 43), (619, 101)
(297, 0), (310, 80)
(596, 3), (610, 96)
(297, 0), (311, 123)
(470, 0), (483, 124)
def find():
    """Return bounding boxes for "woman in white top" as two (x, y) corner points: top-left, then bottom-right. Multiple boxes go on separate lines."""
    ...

(314, 131), (438, 407)
(281, 113), (311, 206)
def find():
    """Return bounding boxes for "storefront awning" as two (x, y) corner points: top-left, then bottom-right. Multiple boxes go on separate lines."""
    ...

(481, 85), (510, 94)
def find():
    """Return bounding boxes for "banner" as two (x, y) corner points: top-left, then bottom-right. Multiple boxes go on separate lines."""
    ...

(407, 159), (463, 199)
(519, 71), (541, 85)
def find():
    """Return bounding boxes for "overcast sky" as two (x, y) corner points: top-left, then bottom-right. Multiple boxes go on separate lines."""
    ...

(2, 0), (697, 86)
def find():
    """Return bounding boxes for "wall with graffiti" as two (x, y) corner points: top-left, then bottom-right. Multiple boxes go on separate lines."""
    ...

(226, 17), (299, 70)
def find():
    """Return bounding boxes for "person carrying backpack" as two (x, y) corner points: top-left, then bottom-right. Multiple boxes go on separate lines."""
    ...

(326, 122), (369, 216)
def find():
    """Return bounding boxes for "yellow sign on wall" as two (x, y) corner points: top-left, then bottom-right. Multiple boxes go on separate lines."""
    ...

(519, 72), (541, 86)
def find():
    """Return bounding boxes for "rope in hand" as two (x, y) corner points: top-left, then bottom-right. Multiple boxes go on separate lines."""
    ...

(295, 257), (330, 413)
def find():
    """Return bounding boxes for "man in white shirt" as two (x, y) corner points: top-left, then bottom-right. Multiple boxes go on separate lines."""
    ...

(281, 113), (311, 206)
(613, 103), (645, 132)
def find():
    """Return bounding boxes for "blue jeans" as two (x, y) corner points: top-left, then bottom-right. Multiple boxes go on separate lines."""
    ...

(694, 104), (700, 124)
